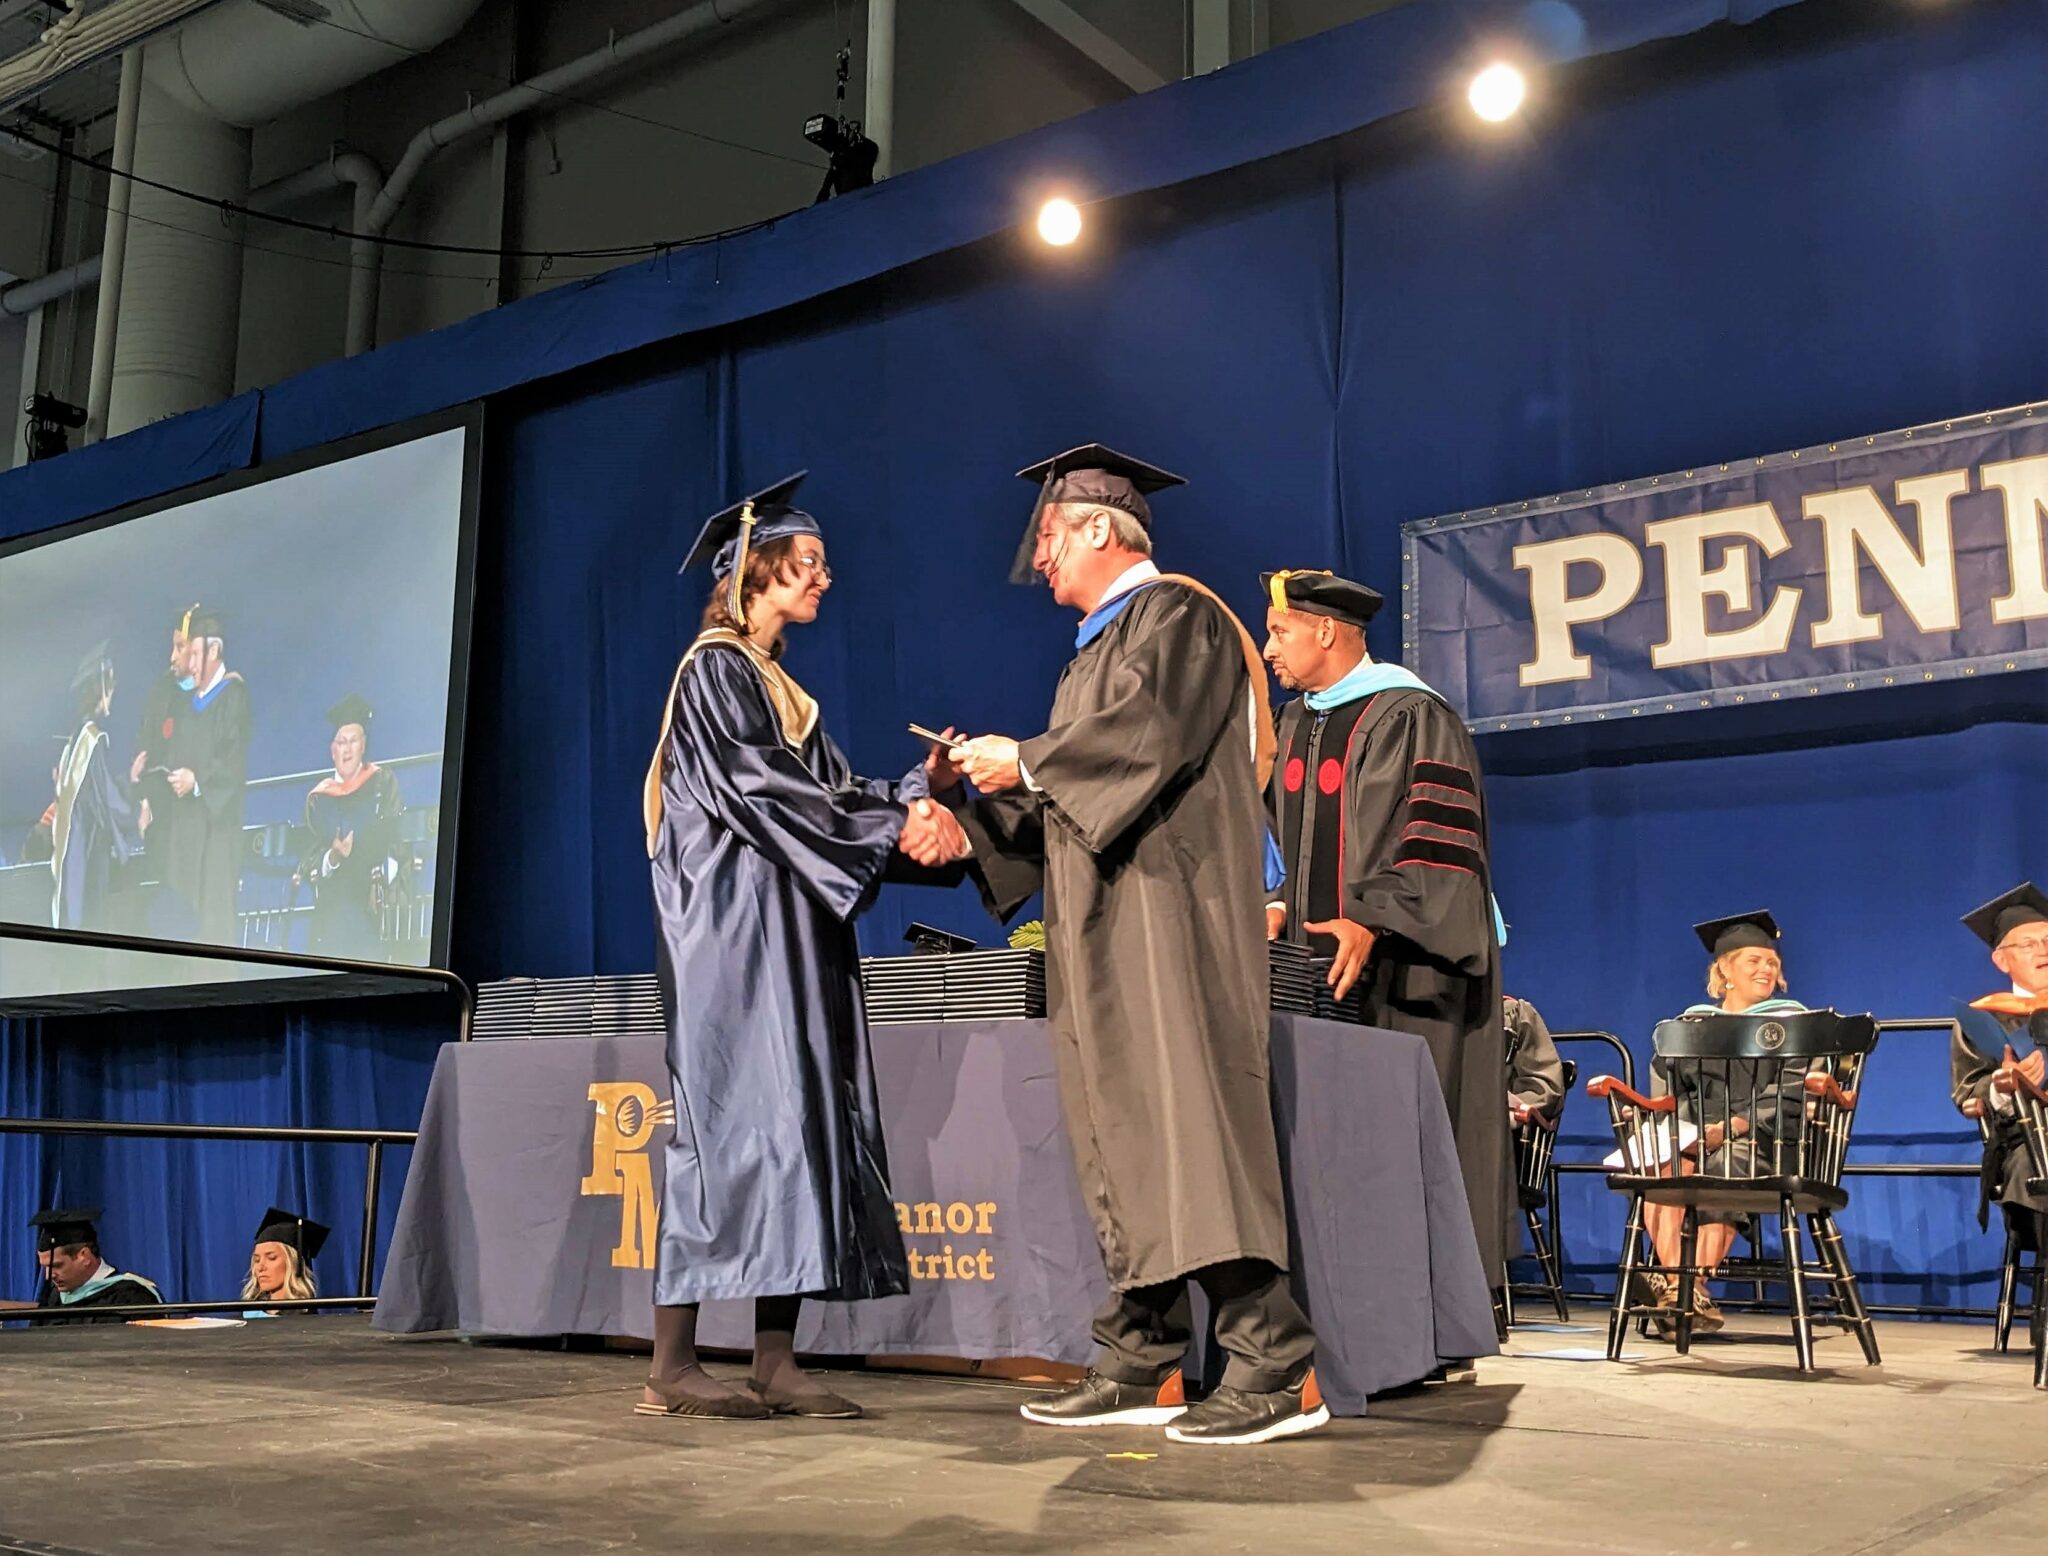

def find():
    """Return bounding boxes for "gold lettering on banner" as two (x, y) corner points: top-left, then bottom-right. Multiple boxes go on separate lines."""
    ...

(894, 1200), (999, 1281)
(581, 1083), (676, 1271)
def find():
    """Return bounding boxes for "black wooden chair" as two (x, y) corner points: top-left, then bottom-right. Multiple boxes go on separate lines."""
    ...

(1588, 1010), (1881, 1373)
(1508, 1058), (1577, 1324)
(1996, 1058), (2048, 1390)
(1961, 1096), (2042, 1353)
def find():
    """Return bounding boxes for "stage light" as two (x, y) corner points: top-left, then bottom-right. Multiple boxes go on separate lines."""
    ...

(1468, 63), (1526, 123)
(1037, 198), (1082, 246)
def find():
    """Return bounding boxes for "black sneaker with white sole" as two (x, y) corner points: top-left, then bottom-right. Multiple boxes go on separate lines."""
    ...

(1018, 1368), (1188, 1427)
(1163, 1367), (1329, 1446)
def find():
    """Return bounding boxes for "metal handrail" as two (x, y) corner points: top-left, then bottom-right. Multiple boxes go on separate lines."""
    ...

(0, 918), (472, 1040)
(0, 1114), (417, 1310)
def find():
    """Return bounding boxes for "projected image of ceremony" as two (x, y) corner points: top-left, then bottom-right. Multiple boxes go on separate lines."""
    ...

(0, 420), (475, 1004)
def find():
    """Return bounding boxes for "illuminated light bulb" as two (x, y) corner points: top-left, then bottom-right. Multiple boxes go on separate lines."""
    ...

(1468, 62), (1526, 123)
(1037, 197), (1083, 246)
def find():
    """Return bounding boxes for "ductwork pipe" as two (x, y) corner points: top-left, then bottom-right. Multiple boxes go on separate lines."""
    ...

(0, 253), (100, 318)
(250, 148), (384, 356)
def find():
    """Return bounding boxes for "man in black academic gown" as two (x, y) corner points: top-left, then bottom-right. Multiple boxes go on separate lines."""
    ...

(950, 447), (1325, 1448)
(30, 1209), (163, 1324)
(129, 603), (198, 863)
(1952, 882), (2048, 1235)
(1259, 569), (1510, 1296)
(299, 694), (404, 961)
(156, 605), (251, 945)
(51, 643), (147, 932)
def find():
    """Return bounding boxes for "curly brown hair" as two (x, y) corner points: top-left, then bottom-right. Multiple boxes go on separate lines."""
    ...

(700, 535), (805, 659)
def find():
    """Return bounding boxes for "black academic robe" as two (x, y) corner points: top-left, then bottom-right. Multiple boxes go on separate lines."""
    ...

(1268, 687), (1508, 1285)
(1952, 998), (2048, 1220)
(1504, 997), (1565, 1118)
(51, 721), (144, 932)
(301, 764), (404, 961)
(647, 633), (925, 1305)
(159, 673), (251, 944)
(34, 1273), (163, 1325)
(133, 668), (186, 819)
(957, 580), (1292, 1292)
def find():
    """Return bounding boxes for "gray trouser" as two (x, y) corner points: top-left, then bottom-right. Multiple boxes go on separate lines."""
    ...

(1091, 1257), (1315, 1393)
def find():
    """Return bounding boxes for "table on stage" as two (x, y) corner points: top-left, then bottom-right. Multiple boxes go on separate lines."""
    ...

(373, 1015), (1499, 1416)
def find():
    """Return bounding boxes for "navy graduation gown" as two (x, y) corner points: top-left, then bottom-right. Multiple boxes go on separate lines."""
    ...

(647, 636), (916, 1305)
(51, 722), (144, 932)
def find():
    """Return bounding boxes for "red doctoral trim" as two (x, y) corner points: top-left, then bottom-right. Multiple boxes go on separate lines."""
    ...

(310, 761), (383, 799)
(161, 717), (175, 740)
(1283, 756), (1305, 793)
(1316, 758), (1344, 795)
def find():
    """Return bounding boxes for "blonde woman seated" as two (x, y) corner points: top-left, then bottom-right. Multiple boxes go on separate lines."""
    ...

(1640, 911), (1806, 1337)
(243, 1207), (327, 1314)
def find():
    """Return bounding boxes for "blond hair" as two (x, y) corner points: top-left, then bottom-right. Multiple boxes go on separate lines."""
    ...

(1707, 950), (1788, 1000)
(242, 1244), (317, 1303)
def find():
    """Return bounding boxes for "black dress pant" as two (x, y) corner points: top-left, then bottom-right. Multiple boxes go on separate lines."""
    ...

(1091, 1257), (1314, 1393)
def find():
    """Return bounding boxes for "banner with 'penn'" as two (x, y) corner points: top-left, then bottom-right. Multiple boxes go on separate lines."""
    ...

(1401, 402), (2048, 732)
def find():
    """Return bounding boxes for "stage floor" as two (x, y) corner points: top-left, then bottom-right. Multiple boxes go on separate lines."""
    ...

(1, 1311), (2043, 1554)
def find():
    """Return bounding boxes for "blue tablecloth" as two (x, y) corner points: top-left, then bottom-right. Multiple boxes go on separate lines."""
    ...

(374, 1015), (1497, 1415)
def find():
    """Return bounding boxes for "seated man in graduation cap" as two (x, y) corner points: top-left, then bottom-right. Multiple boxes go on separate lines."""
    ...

(948, 447), (1326, 1447)
(1259, 567), (1510, 1296)
(1952, 882), (2048, 1237)
(299, 694), (404, 961)
(244, 1207), (328, 1312)
(30, 1209), (163, 1323)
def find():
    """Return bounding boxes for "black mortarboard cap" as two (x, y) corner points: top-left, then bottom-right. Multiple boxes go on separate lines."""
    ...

(904, 922), (976, 955)
(678, 472), (819, 578)
(183, 603), (227, 640)
(31, 1207), (101, 1250)
(325, 694), (373, 733)
(1962, 882), (2048, 950)
(1010, 444), (1185, 584)
(254, 1206), (330, 1261)
(70, 641), (113, 693)
(1261, 570), (1383, 628)
(1693, 910), (1781, 958)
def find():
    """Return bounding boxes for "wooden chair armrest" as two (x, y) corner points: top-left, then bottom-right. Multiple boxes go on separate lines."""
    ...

(1586, 1076), (1674, 1112)
(1802, 1073), (1859, 1112)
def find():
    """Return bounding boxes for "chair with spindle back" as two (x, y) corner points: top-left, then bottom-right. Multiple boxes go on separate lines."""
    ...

(1996, 1058), (2048, 1390)
(1961, 1095), (2042, 1353)
(1588, 1010), (1881, 1373)
(1509, 1058), (1577, 1324)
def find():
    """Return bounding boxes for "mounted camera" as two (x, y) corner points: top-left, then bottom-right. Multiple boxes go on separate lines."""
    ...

(24, 392), (86, 463)
(806, 44), (879, 203)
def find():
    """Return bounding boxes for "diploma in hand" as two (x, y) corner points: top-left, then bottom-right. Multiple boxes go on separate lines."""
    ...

(907, 723), (968, 753)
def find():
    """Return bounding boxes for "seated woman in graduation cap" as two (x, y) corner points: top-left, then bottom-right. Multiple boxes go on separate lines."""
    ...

(638, 473), (970, 1422)
(242, 1207), (327, 1315)
(1639, 910), (1808, 1336)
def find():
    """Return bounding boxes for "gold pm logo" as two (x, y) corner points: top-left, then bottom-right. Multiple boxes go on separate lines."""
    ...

(581, 1082), (676, 1270)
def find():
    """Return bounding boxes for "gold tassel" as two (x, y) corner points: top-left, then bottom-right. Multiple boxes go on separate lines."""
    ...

(1267, 567), (1331, 613)
(727, 499), (757, 629)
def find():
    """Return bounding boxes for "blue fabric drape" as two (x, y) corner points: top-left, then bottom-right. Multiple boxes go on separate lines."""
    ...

(6, 0), (2048, 1308)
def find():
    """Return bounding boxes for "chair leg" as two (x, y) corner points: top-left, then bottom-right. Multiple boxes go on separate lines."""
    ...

(1781, 1197), (1816, 1374)
(1529, 1206), (1570, 1323)
(2034, 1215), (2048, 1391)
(1608, 1193), (1645, 1362)
(1995, 1222), (2020, 1354)
(1814, 1210), (1879, 1367)
(1674, 1208), (1698, 1357)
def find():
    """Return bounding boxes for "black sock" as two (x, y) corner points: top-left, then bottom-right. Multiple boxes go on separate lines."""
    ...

(752, 1293), (807, 1392)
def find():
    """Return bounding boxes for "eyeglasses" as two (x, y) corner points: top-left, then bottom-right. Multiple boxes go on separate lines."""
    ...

(2001, 935), (2048, 957)
(792, 552), (832, 582)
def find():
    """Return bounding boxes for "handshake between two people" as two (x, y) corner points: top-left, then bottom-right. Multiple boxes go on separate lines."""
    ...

(894, 725), (1027, 869)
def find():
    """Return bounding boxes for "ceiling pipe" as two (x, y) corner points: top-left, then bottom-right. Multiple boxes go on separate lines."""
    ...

(352, 0), (792, 351)
(0, 253), (100, 317)
(0, 0), (233, 119)
(84, 44), (141, 441)
(249, 147), (384, 357)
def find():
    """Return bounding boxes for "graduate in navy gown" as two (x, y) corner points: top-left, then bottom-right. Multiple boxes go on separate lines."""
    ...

(638, 473), (969, 1421)
(51, 643), (145, 932)
(299, 694), (403, 961)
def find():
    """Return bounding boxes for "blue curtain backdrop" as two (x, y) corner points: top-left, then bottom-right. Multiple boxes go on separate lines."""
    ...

(5, 0), (2046, 1310)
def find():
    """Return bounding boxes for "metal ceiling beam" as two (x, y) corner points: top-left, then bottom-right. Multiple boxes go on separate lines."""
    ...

(1008, 0), (1164, 94)
(0, 0), (234, 119)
